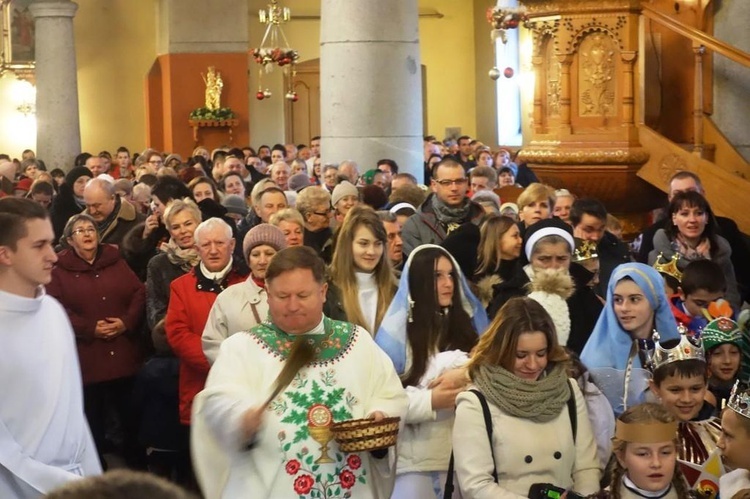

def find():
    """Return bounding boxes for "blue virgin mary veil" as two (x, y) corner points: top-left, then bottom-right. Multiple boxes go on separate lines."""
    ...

(375, 244), (489, 375)
(581, 262), (679, 415)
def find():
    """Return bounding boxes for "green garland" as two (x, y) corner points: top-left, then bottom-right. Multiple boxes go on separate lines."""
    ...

(189, 106), (236, 121)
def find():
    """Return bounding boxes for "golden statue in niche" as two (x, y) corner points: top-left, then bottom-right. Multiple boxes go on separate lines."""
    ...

(202, 66), (223, 110)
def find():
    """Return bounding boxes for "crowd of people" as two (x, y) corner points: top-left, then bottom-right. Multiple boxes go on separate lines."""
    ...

(1, 137), (750, 499)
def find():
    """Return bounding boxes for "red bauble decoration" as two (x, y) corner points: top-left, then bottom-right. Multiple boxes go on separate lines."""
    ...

(256, 91), (265, 100)
(503, 67), (514, 79)
(292, 93), (299, 102)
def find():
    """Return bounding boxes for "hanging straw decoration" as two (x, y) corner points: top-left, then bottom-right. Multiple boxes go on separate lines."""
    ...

(251, 0), (300, 101)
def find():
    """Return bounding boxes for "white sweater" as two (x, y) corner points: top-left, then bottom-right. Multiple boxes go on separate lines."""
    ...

(398, 349), (469, 474)
(356, 272), (378, 335)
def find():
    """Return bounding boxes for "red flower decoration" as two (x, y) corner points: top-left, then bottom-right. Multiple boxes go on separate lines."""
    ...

(346, 454), (361, 470)
(294, 474), (315, 494)
(340, 470), (356, 489)
(285, 459), (301, 475)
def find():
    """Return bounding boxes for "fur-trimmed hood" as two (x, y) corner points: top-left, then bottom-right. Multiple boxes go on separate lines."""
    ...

(476, 274), (502, 309)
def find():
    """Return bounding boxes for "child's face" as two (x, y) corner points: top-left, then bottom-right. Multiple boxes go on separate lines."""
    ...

(679, 288), (725, 317)
(718, 409), (750, 470)
(650, 373), (707, 422)
(708, 344), (741, 382)
(616, 441), (677, 492)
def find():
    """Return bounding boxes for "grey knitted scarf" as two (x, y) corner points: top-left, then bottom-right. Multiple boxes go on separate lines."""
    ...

(431, 194), (472, 228)
(472, 363), (571, 423)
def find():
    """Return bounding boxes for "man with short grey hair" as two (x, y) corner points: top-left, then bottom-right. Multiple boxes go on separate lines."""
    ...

(166, 217), (246, 427)
(269, 162), (291, 191)
(338, 160), (359, 185)
(83, 178), (144, 249)
(85, 155), (105, 177)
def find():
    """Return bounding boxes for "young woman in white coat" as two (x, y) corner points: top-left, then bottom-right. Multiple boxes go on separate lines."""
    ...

(376, 245), (489, 498)
(452, 297), (601, 498)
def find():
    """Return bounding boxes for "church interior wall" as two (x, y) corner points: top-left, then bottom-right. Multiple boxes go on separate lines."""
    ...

(4, 0), (483, 157)
(73, 0), (157, 156)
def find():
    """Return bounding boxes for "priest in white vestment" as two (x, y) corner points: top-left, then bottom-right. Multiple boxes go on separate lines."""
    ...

(192, 246), (407, 498)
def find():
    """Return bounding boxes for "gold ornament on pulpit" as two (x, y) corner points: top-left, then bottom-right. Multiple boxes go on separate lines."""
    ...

(202, 66), (223, 111)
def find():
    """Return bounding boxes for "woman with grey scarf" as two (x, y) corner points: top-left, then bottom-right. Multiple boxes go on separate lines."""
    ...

(451, 297), (601, 498)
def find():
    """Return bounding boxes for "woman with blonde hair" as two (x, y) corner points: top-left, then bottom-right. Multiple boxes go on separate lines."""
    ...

(517, 182), (554, 235)
(592, 403), (697, 498)
(329, 205), (396, 335)
(451, 297), (600, 498)
(269, 207), (305, 247)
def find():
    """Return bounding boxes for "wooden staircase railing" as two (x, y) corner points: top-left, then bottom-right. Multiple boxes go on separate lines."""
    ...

(640, 4), (750, 160)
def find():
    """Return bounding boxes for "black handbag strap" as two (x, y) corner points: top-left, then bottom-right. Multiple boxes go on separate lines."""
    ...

(567, 380), (577, 443)
(444, 389), (497, 498)
(444, 384), (577, 498)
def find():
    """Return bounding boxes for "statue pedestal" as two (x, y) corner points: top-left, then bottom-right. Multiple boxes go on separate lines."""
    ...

(188, 119), (240, 146)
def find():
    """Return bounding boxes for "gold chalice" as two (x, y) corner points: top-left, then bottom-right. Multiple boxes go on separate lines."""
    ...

(307, 404), (334, 464)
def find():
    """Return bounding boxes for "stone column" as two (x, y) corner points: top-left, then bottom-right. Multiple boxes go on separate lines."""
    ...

(29, 0), (80, 171)
(320, 0), (423, 181)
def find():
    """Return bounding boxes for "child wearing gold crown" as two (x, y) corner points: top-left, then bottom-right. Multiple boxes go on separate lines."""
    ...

(647, 327), (724, 496)
(718, 383), (750, 498)
(587, 403), (701, 498)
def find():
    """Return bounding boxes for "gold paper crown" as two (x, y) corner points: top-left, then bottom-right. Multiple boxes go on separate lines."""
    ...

(651, 325), (705, 371)
(728, 381), (750, 420)
(652, 252), (683, 283)
(573, 240), (599, 262)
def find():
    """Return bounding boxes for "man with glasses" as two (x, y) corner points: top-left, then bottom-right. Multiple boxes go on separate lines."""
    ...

(146, 152), (164, 170)
(401, 159), (484, 257)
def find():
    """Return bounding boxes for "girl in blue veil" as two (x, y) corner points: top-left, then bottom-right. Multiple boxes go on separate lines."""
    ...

(581, 262), (679, 415)
(375, 244), (488, 499)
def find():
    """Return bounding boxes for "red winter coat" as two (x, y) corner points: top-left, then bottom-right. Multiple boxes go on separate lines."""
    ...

(47, 244), (146, 385)
(166, 265), (245, 424)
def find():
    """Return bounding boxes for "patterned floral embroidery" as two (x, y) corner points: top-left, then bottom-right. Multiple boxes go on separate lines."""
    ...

(280, 434), (367, 498)
(249, 317), (355, 365)
(275, 367), (366, 497)
(273, 370), (357, 444)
